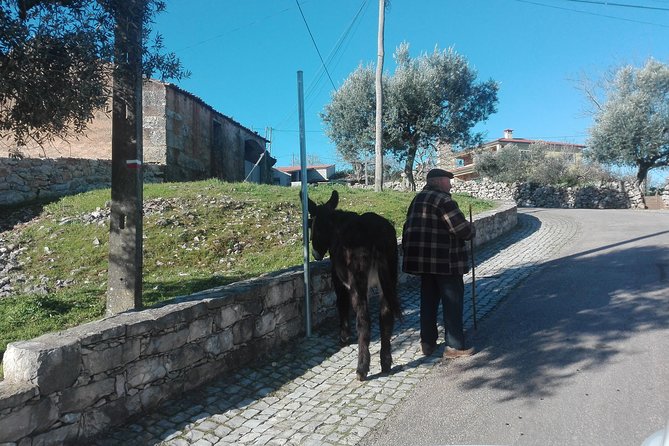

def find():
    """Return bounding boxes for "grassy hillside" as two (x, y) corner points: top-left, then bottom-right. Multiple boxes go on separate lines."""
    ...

(0, 179), (494, 366)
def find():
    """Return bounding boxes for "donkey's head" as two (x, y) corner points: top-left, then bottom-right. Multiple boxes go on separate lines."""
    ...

(302, 190), (339, 261)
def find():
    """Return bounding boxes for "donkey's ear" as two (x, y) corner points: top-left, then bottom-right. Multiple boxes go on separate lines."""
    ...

(307, 197), (318, 215)
(299, 192), (316, 215)
(326, 190), (339, 210)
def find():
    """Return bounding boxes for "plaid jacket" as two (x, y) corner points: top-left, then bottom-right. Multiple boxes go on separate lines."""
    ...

(401, 185), (475, 275)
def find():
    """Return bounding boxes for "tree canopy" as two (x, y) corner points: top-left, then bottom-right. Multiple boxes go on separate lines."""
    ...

(322, 42), (498, 189)
(586, 58), (669, 185)
(0, 0), (188, 147)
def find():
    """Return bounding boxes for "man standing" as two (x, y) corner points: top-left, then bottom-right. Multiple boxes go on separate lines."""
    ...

(402, 168), (476, 359)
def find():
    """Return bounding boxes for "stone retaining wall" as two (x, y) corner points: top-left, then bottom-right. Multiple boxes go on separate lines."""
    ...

(0, 202), (517, 445)
(451, 178), (645, 209)
(662, 182), (669, 208)
(0, 158), (164, 206)
(382, 177), (647, 209)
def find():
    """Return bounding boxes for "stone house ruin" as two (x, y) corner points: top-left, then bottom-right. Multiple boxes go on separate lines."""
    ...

(4, 79), (275, 184)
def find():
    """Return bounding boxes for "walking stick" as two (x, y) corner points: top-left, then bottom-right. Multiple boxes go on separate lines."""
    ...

(469, 204), (478, 330)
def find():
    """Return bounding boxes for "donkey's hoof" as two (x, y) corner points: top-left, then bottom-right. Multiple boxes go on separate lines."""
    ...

(356, 371), (367, 381)
(339, 335), (350, 346)
(381, 364), (392, 374)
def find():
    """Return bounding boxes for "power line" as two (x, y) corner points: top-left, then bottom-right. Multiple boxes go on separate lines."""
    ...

(514, 0), (669, 28)
(560, 0), (669, 11)
(295, 0), (337, 90)
(273, 0), (369, 131)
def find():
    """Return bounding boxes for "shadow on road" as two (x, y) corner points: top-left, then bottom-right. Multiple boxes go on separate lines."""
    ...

(456, 242), (669, 402)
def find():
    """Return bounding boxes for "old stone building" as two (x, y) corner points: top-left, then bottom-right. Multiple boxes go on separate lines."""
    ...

(5, 79), (275, 184)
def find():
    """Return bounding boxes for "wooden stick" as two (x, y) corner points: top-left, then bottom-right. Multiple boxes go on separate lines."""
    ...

(469, 204), (478, 331)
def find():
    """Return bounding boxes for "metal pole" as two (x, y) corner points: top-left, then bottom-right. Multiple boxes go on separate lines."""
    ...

(298, 71), (312, 337)
(469, 204), (478, 330)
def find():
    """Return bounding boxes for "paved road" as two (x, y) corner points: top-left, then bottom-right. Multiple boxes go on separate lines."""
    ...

(94, 208), (669, 446)
(363, 208), (669, 446)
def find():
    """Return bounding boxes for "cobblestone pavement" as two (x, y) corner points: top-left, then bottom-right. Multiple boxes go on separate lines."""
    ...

(94, 210), (580, 446)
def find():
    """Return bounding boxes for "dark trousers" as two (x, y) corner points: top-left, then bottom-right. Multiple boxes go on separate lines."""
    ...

(420, 273), (465, 350)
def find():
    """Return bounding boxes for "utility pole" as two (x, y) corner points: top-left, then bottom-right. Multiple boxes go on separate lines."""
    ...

(374, 0), (386, 192)
(107, 0), (144, 315)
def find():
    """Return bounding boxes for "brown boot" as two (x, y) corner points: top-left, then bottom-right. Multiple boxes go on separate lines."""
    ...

(443, 346), (475, 359)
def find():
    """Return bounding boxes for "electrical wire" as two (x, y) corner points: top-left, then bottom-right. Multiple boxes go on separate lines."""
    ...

(560, 0), (669, 11)
(515, 0), (669, 27)
(295, 0), (337, 91)
(272, 0), (369, 131)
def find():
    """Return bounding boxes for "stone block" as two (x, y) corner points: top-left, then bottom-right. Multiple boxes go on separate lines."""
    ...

(203, 329), (233, 356)
(82, 338), (140, 375)
(0, 397), (58, 443)
(65, 317), (127, 346)
(0, 381), (38, 411)
(215, 304), (243, 330)
(79, 397), (129, 440)
(59, 377), (115, 413)
(165, 343), (205, 373)
(31, 420), (80, 446)
(3, 336), (81, 396)
(263, 280), (296, 309)
(254, 312), (276, 337)
(126, 357), (167, 388)
(141, 327), (189, 356)
(183, 360), (225, 392)
(186, 317), (213, 342)
(274, 302), (300, 325)
(232, 317), (255, 345)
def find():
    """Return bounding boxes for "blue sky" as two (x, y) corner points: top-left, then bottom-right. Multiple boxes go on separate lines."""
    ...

(153, 0), (669, 184)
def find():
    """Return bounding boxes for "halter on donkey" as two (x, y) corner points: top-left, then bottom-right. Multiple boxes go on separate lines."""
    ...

(304, 190), (401, 381)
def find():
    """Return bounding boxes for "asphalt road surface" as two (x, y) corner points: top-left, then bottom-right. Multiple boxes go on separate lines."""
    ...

(362, 208), (669, 446)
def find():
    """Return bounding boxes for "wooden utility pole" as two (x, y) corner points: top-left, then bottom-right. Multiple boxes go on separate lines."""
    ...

(374, 0), (386, 192)
(106, 0), (144, 315)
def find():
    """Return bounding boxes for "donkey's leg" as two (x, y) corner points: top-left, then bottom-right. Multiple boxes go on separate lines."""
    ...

(379, 298), (394, 373)
(378, 261), (398, 374)
(333, 274), (351, 345)
(351, 284), (371, 381)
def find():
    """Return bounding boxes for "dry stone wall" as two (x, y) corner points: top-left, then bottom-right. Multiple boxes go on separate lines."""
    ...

(450, 178), (645, 209)
(0, 158), (165, 206)
(0, 202), (517, 445)
(381, 177), (645, 209)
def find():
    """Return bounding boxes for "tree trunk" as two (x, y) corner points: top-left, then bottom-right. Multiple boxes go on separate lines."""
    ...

(106, 1), (144, 315)
(636, 163), (650, 209)
(374, 0), (385, 192)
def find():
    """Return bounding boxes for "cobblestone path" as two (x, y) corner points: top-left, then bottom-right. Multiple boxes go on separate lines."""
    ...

(94, 210), (580, 446)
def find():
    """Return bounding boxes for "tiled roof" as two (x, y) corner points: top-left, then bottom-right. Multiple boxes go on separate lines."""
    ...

(488, 138), (586, 148)
(276, 164), (335, 173)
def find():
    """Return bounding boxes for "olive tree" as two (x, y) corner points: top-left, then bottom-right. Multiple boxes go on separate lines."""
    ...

(321, 64), (377, 172)
(586, 59), (669, 187)
(322, 42), (498, 190)
(0, 0), (188, 149)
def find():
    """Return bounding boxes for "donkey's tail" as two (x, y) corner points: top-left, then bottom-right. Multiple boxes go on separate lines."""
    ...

(378, 235), (402, 322)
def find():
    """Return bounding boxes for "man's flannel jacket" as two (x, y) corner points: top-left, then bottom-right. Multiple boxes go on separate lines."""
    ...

(401, 185), (475, 276)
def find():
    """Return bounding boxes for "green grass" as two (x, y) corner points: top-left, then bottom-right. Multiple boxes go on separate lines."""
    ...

(0, 179), (494, 376)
